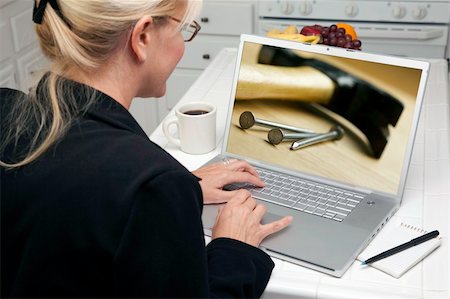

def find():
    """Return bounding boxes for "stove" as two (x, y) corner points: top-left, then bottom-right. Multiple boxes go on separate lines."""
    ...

(257, 0), (450, 59)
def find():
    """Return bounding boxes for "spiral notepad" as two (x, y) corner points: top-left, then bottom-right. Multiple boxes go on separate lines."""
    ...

(357, 222), (441, 278)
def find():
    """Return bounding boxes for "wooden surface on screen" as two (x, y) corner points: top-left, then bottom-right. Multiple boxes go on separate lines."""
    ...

(227, 43), (422, 194)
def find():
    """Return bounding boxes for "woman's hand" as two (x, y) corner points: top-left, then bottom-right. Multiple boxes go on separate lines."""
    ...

(212, 190), (293, 247)
(192, 159), (265, 204)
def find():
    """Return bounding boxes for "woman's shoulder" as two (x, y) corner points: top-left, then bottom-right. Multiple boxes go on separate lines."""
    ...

(0, 87), (26, 97)
(0, 87), (26, 98)
(0, 88), (27, 115)
(63, 118), (192, 182)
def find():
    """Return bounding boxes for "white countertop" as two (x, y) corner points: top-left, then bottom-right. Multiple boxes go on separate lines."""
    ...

(150, 48), (450, 299)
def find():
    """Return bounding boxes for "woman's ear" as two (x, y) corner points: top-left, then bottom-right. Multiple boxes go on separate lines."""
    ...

(130, 16), (154, 63)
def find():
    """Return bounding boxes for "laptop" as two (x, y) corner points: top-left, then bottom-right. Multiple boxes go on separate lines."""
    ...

(201, 34), (429, 277)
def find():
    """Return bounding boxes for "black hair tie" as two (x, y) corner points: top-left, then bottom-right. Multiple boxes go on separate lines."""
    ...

(33, 0), (70, 27)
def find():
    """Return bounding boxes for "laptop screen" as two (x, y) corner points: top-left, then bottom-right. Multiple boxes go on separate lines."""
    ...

(225, 39), (427, 196)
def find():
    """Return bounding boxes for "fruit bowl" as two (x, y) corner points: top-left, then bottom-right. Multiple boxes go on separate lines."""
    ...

(267, 23), (362, 50)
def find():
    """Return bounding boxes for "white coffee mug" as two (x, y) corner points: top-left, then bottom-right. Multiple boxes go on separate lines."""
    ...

(163, 102), (217, 154)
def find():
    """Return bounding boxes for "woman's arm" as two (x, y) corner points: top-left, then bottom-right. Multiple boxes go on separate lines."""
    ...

(112, 170), (277, 298)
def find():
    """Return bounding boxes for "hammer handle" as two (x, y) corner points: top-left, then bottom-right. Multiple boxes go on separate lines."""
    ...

(236, 64), (334, 105)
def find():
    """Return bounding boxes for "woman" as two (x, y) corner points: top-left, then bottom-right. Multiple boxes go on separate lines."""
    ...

(0, 0), (292, 298)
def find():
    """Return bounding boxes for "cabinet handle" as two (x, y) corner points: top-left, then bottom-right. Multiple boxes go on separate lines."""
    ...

(200, 17), (209, 23)
(202, 54), (210, 60)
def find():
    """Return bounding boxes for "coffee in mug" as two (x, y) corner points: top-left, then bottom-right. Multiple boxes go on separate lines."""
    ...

(183, 109), (209, 116)
(163, 102), (216, 154)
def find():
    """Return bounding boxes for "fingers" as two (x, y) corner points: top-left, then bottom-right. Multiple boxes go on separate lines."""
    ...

(213, 191), (293, 247)
(227, 189), (253, 206)
(253, 204), (292, 238)
(205, 189), (241, 204)
(252, 204), (267, 221)
(242, 195), (257, 211)
(206, 159), (265, 187)
(228, 192), (291, 234)
(225, 190), (257, 213)
(225, 160), (260, 178)
(206, 188), (263, 205)
(222, 160), (264, 187)
(260, 216), (293, 237)
(227, 171), (265, 188)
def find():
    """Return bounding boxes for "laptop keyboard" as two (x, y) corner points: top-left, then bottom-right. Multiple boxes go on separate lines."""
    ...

(225, 167), (364, 222)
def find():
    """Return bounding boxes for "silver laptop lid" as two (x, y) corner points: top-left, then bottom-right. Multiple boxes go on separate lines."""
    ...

(222, 34), (429, 200)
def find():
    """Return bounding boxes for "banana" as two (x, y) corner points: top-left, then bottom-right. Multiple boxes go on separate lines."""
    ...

(267, 32), (321, 44)
(266, 28), (321, 44)
(283, 25), (298, 34)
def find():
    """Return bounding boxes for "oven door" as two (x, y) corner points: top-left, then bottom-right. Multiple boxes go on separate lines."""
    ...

(259, 19), (449, 59)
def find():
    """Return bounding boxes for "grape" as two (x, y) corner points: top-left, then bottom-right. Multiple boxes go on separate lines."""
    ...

(343, 42), (352, 48)
(315, 23), (363, 50)
(352, 39), (362, 48)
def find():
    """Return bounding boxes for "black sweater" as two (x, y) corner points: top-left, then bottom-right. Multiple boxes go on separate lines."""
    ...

(0, 80), (274, 298)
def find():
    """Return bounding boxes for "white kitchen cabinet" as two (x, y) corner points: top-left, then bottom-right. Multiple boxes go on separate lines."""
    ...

(128, 98), (160, 137)
(142, 0), (257, 135)
(178, 35), (241, 70)
(0, 17), (15, 62)
(0, 0), (14, 8)
(10, 7), (37, 53)
(0, 63), (16, 89)
(0, 1), (47, 93)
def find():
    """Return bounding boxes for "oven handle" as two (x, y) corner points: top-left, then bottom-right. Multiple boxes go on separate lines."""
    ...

(356, 28), (444, 41)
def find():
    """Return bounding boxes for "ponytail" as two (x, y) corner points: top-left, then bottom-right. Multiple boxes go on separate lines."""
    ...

(1, 0), (202, 168)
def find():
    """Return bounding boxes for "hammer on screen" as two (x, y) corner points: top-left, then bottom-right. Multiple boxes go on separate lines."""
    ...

(236, 45), (404, 158)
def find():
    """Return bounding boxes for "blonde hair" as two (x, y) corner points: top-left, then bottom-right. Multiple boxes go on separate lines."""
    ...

(0, 0), (202, 168)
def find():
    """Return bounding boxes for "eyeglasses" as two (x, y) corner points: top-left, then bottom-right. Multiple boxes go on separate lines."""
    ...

(169, 17), (201, 42)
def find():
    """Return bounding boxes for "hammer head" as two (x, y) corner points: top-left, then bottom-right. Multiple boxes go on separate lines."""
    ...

(258, 45), (404, 159)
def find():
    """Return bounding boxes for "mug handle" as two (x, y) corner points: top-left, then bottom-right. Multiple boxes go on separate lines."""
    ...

(162, 116), (181, 147)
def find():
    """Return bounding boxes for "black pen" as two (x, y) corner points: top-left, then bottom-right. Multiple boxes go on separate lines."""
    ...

(361, 230), (440, 265)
